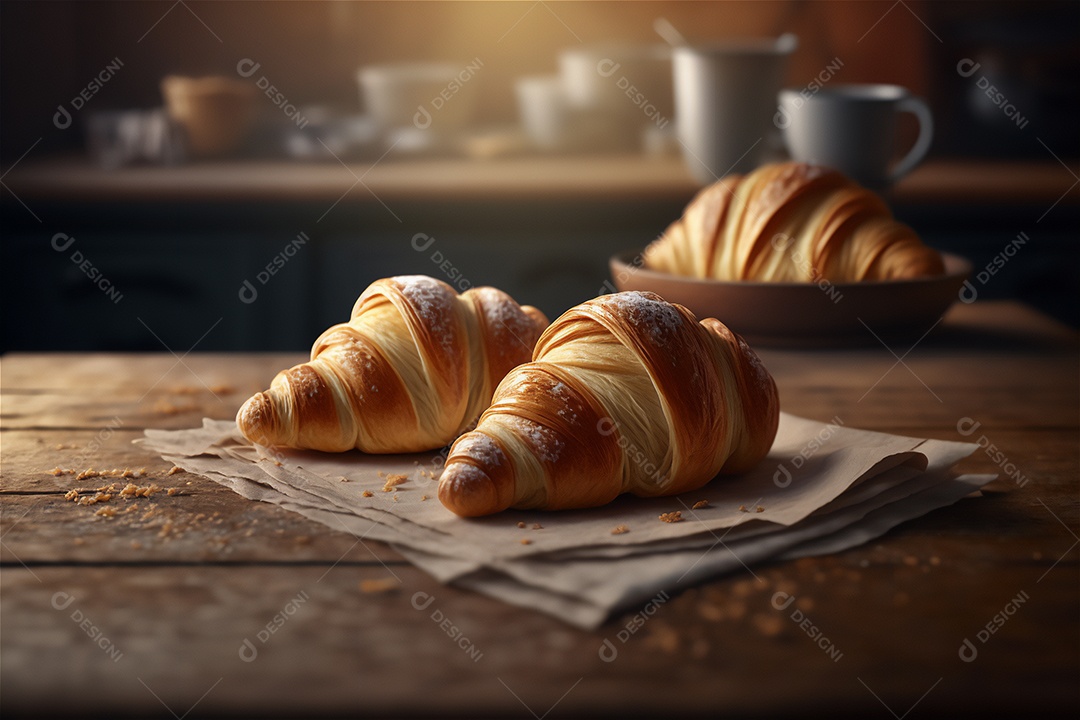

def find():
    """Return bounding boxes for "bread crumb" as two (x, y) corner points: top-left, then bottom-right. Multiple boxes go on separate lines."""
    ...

(517, 521), (526, 529)
(392, 495), (399, 502)
(166, 488), (181, 496)
(75, 468), (98, 481)
(382, 474), (407, 492)
(338, 476), (349, 483)
(120, 483), (138, 496)
(738, 504), (748, 512)
(520, 538), (532, 545)
(359, 577), (401, 594)
(611, 525), (630, 535)
(755, 505), (765, 513)
(94, 506), (116, 517)
(532, 523), (543, 530)
(167, 466), (183, 476)
(691, 500), (710, 510)
(659, 511), (683, 523)
(64, 490), (79, 501)
(377, 471), (386, 477)
(361, 490), (374, 498)
(273, 460), (283, 467)
(421, 495), (429, 501)
(50, 467), (67, 476)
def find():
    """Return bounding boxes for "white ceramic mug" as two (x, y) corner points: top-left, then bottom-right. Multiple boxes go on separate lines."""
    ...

(674, 34), (797, 184)
(777, 83), (933, 190)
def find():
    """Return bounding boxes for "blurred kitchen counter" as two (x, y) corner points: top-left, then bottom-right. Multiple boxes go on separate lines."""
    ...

(3, 154), (1077, 353)
(6, 154), (1080, 206)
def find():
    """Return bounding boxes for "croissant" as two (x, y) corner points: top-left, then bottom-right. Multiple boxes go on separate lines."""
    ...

(437, 291), (779, 516)
(646, 161), (944, 282)
(236, 276), (548, 453)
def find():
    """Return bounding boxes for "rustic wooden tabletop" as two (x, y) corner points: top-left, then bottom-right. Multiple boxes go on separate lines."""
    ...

(2, 300), (1077, 718)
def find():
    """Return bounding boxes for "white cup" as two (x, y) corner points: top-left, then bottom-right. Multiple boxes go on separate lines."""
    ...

(674, 34), (797, 184)
(515, 76), (573, 151)
(558, 44), (673, 150)
(357, 62), (479, 133)
(777, 83), (933, 190)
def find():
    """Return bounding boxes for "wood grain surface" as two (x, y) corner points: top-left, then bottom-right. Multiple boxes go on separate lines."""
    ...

(1, 301), (1077, 718)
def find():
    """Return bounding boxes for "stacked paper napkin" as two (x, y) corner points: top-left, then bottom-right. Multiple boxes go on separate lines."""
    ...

(139, 413), (994, 629)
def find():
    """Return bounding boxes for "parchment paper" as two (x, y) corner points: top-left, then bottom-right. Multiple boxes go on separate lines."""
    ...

(138, 413), (994, 628)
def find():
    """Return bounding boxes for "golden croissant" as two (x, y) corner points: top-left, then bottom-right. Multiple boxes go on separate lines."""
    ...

(646, 161), (944, 282)
(437, 291), (779, 516)
(236, 276), (548, 453)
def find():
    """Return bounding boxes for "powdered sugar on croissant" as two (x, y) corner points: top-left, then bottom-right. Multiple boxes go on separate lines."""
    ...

(437, 291), (779, 516)
(646, 161), (944, 282)
(236, 276), (548, 453)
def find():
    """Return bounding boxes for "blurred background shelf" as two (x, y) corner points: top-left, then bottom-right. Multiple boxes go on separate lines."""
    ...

(6, 155), (1080, 206)
(3, 154), (1077, 355)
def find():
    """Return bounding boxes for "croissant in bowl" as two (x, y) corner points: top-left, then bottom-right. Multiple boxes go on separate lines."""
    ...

(646, 161), (944, 282)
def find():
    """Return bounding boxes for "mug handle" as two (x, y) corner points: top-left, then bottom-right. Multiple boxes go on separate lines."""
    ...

(890, 96), (934, 184)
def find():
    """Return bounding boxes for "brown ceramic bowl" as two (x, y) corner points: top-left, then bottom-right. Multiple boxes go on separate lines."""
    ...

(609, 250), (972, 347)
(161, 75), (257, 158)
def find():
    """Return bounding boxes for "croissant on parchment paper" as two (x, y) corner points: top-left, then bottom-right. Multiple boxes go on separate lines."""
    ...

(437, 291), (779, 516)
(236, 276), (548, 453)
(646, 161), (944, 282)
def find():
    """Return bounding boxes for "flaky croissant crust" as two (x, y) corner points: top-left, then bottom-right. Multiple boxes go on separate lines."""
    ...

(438, 291), (779, 516)
(646, 162), (944, 282)
(236, 276), (548, 454)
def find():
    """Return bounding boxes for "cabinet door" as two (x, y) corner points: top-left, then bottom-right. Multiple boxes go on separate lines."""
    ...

(2, 232), (313, 351)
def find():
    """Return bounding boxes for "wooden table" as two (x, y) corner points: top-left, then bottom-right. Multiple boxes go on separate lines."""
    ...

(2, 300), (1077, 717)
